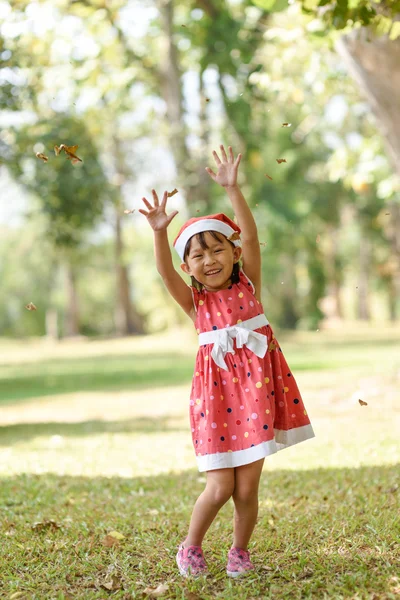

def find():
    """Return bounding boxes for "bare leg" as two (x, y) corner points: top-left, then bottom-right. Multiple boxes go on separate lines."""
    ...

(184, 468), (235, 547)
(232, 458), (264, 550)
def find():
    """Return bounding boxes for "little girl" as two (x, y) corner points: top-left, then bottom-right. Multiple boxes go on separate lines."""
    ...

(139, 145), (315, 578)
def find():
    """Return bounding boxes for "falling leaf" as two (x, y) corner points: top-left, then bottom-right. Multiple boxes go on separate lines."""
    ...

(268, 341), (277, 352)
(227, 232), (240, 242)
(32, 519), (61, 532)
(385, 212), (390, 215)
(276, 158), (287, 164)
(35, 152), (48, 162)
(54, 143), (82, 164)
(143, 583), (169, 598)
(316, 235), (321, 244)
(205, 98), (210, 102)
(259, 242), (267, 247)
(281, 123), (292, 127)
(25, 302), (37, 311)
(124, 209), (135, 214)
(358, 399), (368, 406)
(264, 174), (273, 180)
(196, 209), (200, 213)
(167, 188), (178, 198)
(181, 24), (187, 27)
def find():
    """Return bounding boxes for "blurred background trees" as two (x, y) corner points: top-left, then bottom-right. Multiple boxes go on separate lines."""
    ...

(0, 0), (399, 338)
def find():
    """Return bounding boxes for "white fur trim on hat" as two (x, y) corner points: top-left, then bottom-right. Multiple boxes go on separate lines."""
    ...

(174, 219), (241, 261)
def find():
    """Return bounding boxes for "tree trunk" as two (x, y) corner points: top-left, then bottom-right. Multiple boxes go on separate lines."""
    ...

(64, 263), (80, 337)
(325, 225), (343, 319)
(357, 235), (371, 321)
(336, 31), (400, 177)
(114, 210), (144, 336)
(45, 308), (58, 340)
(156, 0), (197, 207)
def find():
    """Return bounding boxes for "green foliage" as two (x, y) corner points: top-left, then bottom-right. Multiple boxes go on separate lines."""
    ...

(6, 116), (108, 248)
(299, 0), (400, 36)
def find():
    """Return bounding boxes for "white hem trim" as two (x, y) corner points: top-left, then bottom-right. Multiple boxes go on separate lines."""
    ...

(195, 424), (315, 471)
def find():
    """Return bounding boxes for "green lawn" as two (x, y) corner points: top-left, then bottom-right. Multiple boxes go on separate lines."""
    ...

(0, 325), (399, 599)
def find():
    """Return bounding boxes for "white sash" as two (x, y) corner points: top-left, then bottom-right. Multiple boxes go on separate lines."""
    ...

(198, 314), (269, 371)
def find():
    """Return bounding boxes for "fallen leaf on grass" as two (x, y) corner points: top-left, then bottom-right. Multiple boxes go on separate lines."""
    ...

(35, 152), (48, 162)
(25, 302), (37, 311)
(167, 188), (178, 197)
(143, 583), (169, 597)
(281, 123), (291, 127)
(276, 158), (287, 164)
(264, 174), (273, 180)
(100, 574), (122, 591)
(101, 530), (125, 547)
(32, 519), (61, 532)
(124, 209), (135, 214)
(147, 508), (159, 516)
(262, 565), (274, 571)
(10, 593), (27, 599)
(358, 399), (368, 406)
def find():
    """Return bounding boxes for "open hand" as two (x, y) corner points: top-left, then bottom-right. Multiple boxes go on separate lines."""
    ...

(139, 190), (178, 231)
(205, 145), (242, 188)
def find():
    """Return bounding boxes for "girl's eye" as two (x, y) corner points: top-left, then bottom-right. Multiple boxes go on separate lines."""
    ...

(215, 249), (222, 253)
(193, 255), (202, 259)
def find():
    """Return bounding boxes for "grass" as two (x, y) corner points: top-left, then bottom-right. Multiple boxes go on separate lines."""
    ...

(0, 324), (399, 599)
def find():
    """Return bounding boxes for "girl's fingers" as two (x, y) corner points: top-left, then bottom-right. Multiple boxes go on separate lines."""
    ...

(160, 190), (168, 208)
(228, 146), (234, 163)
(167, 210), (179, 224)
(138, 209), (149, 216)
(142, 197), (153, 211)
(205, 167), (216, 180)
(234, 153), (242, 167)
(212, 150), (221, 165)
(220, 144), (228, 162)
(152, 189), (159, 207)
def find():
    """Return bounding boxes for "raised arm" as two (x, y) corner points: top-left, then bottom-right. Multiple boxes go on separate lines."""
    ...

(139, 190), (195, 319)
(205, 145), (262, 300)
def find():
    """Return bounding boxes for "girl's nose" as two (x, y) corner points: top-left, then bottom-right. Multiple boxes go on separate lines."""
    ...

(205, 255), (216, 266)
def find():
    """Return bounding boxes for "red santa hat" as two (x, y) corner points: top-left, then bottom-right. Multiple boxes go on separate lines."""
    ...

(173, 213), (241, 261)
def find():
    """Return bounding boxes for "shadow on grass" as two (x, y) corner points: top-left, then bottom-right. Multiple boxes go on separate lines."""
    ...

(0, 352), (195, 406)
(0, 464), (399, 599)
(0, 415), (187, 446)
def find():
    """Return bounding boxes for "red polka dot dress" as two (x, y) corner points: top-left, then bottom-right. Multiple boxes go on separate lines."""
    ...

(189, 269), (315, 472)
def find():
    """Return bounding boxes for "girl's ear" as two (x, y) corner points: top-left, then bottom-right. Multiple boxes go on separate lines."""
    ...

(181, 262), (191, 275)
(233, 246), (242, 263)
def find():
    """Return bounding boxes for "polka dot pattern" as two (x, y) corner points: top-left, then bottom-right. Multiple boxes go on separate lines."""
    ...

(188, 269), (312, 464)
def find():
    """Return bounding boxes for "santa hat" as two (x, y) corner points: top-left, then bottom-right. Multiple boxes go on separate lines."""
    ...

(173, 213), (241, 261)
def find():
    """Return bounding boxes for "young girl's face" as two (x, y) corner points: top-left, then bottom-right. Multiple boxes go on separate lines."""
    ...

(181, 231), (241, 291)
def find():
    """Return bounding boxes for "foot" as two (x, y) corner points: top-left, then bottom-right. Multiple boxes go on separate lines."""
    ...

(226, 546), (255, 578)
(176, 542), (208, 578)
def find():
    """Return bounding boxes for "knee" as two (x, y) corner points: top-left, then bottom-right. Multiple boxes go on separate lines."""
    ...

(233, 485), (259, 505)
(207, 482), (234, 507)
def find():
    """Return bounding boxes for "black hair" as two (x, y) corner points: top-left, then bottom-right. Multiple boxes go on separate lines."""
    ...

(183, 230), (240, 290)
